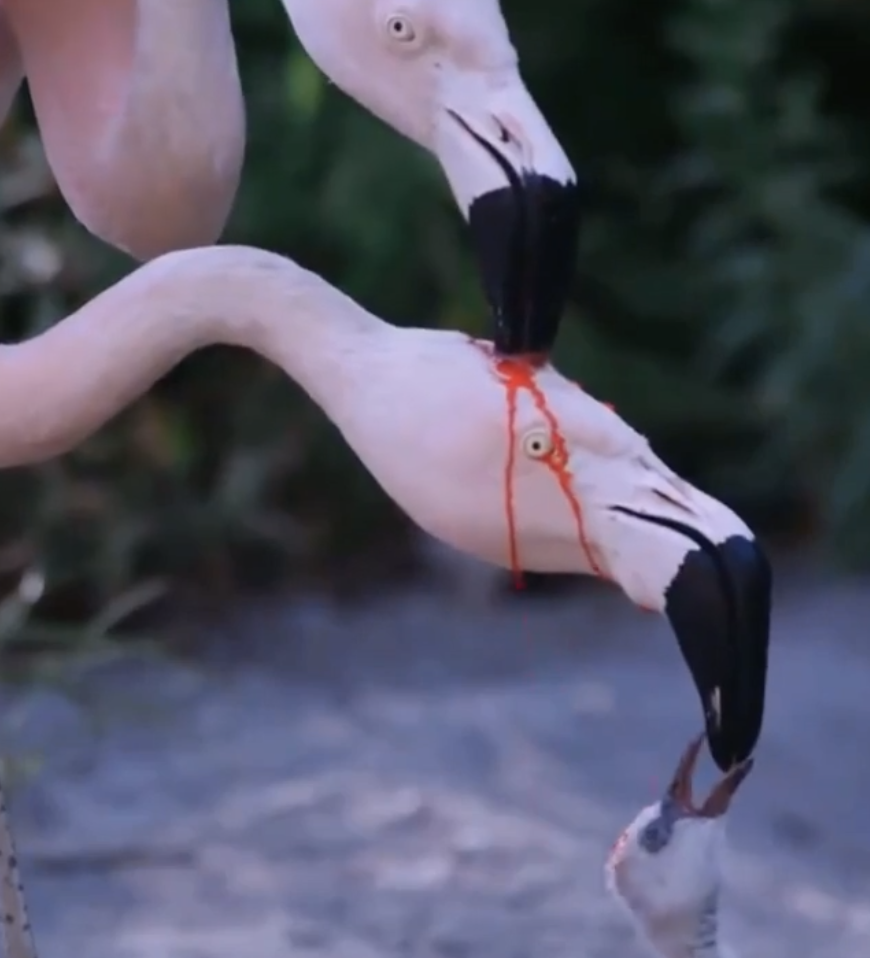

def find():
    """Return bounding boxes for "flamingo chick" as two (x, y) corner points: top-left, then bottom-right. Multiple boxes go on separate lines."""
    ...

(0, 246), (770, 767)
(0, 0), (578, 354)
(606, 733), (753, 957)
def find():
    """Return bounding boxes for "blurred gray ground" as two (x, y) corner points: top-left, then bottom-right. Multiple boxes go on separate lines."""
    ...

(1, 551), (869, 958)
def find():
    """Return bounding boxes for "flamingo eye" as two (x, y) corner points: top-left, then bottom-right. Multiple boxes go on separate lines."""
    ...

(522, 429), (553, 459)
(639, 816), (673, 854)
(385, 14), (417, 44)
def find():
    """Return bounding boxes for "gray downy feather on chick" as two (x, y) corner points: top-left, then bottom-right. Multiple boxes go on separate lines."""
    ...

(605, 732), (753, 958)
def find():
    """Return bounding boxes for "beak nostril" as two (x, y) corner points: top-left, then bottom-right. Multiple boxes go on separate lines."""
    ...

(651, 488), (696, 517)
(491, 114), (523, 151)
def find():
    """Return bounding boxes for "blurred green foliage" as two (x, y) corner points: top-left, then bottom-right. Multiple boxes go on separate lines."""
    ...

(2, 0), (870, 646)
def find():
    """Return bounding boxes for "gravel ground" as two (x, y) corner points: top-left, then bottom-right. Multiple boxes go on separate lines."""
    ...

(0, 552), (869, 958)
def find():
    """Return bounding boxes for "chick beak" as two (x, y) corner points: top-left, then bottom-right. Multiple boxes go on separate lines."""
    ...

(700, 756), (755, 817)
(666, 732), (755, 818)
(661, 531), (772, 773)
(665, 732), (706, 811)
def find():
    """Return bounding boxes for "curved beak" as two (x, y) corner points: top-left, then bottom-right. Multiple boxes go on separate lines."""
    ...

(666, 732), (755, 818)
(610, 507), (772, 773)
(434, 78), (581, 356)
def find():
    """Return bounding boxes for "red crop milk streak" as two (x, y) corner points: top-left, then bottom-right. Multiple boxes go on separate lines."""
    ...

(462, 343), (603, 587)
(467, 338), (612, 588)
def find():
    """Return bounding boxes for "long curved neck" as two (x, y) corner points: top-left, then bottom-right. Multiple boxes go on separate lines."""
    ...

(0, 246), (385, 468)
(115, 0), (242, 171)
(4, 0), (244, 258)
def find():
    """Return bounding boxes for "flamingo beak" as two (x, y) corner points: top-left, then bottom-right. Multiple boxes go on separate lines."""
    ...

(663, 534), (772, 773)
(462, 137), (582, 357)
(436, 88), (581, 357)
(609, 506), (772, 773)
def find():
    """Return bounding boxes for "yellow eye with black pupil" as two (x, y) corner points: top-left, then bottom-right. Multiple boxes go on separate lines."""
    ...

(386, 15), (415, 42)
(522, 430), (553, 459)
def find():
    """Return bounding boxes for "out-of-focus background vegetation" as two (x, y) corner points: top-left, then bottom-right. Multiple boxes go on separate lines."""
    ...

(3, 8), (870, 954)
(2, 0), (870, 651)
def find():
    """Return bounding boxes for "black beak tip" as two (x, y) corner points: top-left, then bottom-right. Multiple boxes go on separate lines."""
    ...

(467, 174), (584, 356)
(664, 534), (772, 772)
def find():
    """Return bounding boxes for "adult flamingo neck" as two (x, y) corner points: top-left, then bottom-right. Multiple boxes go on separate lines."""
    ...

(4, 0), (245, 258)
(0, 246), (383, 468)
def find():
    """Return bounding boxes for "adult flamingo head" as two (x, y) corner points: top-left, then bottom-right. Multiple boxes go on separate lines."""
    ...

(0, 245), (770, 772)
(281, 0), (581, 356)
(326, 331), (771, 773)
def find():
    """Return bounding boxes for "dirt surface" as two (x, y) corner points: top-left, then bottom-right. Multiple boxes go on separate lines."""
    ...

(1, 553), (869, 958)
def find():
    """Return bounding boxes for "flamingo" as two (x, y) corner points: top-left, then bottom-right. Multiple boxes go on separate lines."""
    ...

(0, 0), (579, 355)
(606, 732), (753, 958)
(0, 245), (771, 770)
